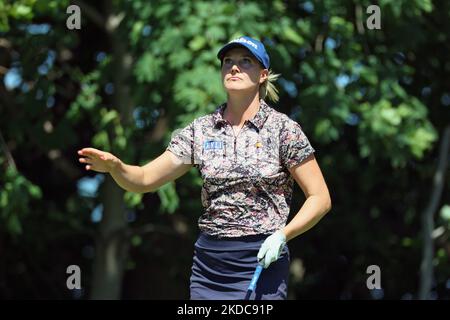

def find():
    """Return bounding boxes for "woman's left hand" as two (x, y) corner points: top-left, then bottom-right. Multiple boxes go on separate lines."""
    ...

(257, 230), (286, 269)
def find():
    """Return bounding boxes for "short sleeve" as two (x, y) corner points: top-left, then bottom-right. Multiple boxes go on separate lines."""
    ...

(166, 121), (196, 165)
(280, 120), (315, 169)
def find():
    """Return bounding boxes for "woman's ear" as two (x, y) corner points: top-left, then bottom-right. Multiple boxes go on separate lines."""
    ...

(260, 69), (269, 84)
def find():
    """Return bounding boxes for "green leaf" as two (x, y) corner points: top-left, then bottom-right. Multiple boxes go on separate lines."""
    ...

(157, 182), (179, 214)
(401, 237), (413, 247)
(124, 192), (143, 208)
(283, 26), (304, 45)
(11, 4), (33, 19)
(131, 235), (142, 247)
(7, 214), (23, 235)
(439, 205), (450, 221)
(408, 126), (436, 158)
(28, 185), (42, 199)
(130, 21), (144, 45)
(416, 0), (433, 12)
(100, 109), (119, 127)
(380, 108), (401, 126)
(189, 36), (206, 51)
(135, 53), (163, 83)
(92, 131), (110, 150)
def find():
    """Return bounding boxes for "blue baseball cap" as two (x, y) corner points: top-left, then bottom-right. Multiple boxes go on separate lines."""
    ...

(217, 36), (270, 69)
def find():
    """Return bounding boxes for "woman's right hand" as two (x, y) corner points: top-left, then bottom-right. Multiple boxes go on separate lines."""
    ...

(77, 148), (122, 173)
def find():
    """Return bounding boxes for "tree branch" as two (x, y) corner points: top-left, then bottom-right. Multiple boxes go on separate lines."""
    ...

(354, 4), (365, 35)
(0, 128), (17, 170)
(72, 0), (106, 31)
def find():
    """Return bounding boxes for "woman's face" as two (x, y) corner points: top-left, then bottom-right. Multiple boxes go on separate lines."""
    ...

(221, 47), (268, 95)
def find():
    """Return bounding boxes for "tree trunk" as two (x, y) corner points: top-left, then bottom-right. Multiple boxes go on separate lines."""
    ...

(418, 125), (450, 299)
(90, 0), (133, 300)
(90, 176), (128, 299)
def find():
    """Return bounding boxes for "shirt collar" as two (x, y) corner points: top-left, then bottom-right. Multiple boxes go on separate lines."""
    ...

(212, 99), (271, 130)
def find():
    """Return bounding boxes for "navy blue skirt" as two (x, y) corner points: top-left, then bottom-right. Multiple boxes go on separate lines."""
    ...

(190, 232), (290, 300)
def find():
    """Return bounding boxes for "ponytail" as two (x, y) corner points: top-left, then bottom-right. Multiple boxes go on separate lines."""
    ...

(259, 70), (281, 103)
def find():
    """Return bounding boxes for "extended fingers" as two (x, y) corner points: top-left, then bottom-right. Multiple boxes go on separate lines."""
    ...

(78, 149), (100, 171)
(78, 157), (93, 170)
(79, 157), (93, 164)
(78, 148), (101, 158)
(79, 150), (107, 161)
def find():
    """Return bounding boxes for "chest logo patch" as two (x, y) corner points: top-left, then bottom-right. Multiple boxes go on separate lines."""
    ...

(203, 140), (224, 150)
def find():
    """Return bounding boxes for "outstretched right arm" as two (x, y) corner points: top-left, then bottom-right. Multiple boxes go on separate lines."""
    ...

(77, 148), (192, 193)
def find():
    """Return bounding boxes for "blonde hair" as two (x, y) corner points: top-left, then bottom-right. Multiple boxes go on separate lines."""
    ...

(259, 69), (280, 103)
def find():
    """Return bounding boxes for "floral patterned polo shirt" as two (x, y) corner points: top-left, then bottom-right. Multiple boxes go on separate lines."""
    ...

(166, 99), (315, 238)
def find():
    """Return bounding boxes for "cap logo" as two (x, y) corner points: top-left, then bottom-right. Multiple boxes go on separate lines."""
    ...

(229, 37), (258, 49)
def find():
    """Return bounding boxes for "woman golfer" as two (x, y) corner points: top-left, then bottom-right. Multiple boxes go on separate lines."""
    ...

(77, 36), (331, 300)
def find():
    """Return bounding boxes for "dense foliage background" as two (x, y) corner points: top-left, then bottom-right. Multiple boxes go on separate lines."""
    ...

(0, 0), (449, 299)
